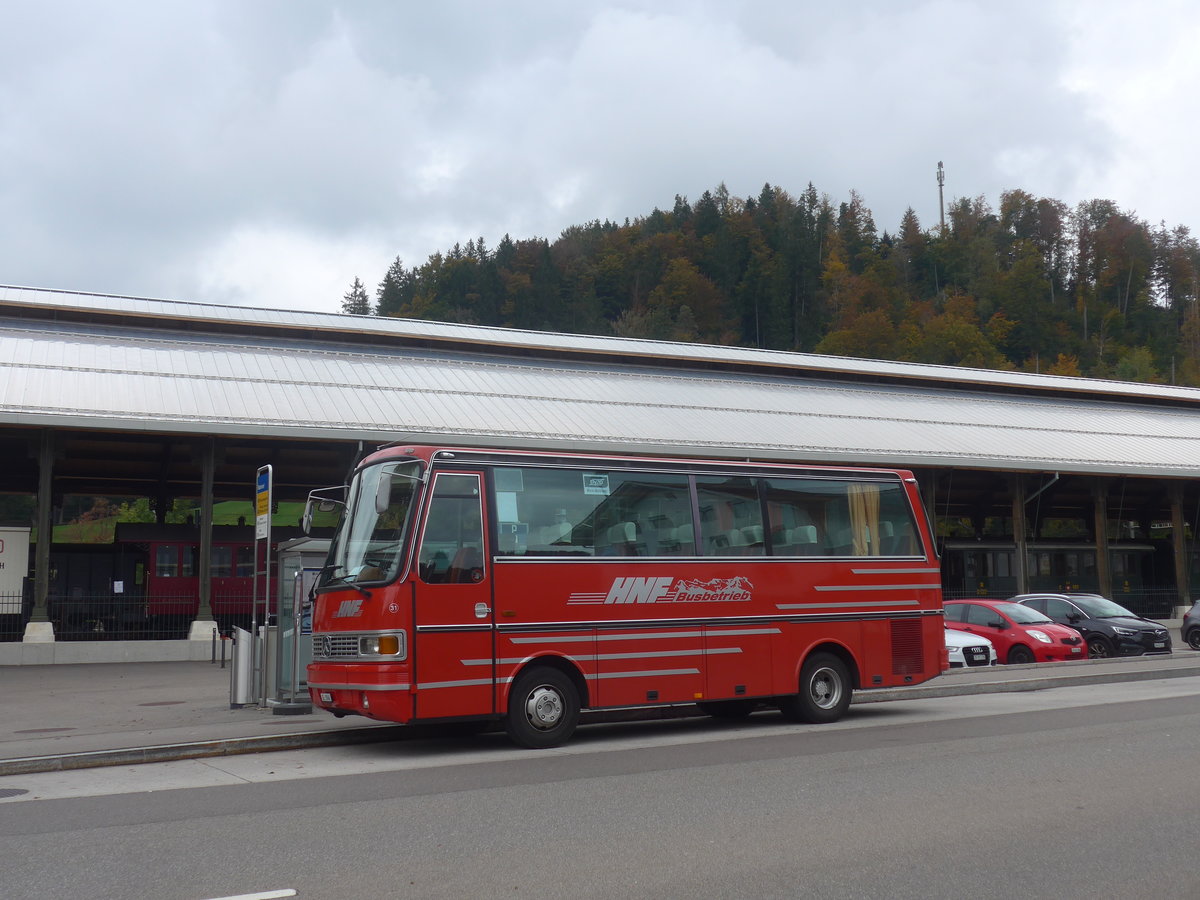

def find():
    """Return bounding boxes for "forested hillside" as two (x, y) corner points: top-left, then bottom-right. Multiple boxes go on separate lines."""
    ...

(340, 182), (1200, 385)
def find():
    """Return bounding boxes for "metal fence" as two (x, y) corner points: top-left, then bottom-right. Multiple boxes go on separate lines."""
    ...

(0, 592), (261, 642)
(0, 591), (26, 642)
(940, 586), (1180, 620)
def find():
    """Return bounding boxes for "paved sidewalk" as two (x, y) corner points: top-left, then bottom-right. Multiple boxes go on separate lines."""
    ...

(2, 649), (1199, 777)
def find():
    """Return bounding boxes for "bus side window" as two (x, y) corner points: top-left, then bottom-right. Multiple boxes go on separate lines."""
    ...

(696, 476), (764, 557)
(874, 483), (920, 556)
(419, 474), (484, 584)
(763, 478), (822, 555)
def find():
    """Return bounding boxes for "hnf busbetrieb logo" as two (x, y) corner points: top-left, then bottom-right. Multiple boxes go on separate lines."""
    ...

(568, 576), (753, 605)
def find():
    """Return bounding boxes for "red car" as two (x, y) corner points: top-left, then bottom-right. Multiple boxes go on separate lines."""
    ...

(943, 599), (1085, 665)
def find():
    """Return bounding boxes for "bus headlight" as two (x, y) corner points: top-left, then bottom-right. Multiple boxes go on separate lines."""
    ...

(360, 632), (406, 658)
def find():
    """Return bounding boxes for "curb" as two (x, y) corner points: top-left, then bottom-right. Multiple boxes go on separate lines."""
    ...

(4, 663), (1199, 776)
(853, 661), (1200, 703)
(0, 725), (409, 777)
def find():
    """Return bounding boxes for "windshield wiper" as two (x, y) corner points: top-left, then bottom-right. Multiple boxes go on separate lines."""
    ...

(320, 565), (373, 598)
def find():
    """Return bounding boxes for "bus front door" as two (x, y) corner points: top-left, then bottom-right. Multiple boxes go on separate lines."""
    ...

(412, 471), (495, 719)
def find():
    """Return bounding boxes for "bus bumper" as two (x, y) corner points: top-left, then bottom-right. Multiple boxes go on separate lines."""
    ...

(307, 662), (414, 722)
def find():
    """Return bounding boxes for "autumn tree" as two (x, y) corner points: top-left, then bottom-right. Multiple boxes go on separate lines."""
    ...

(342, 180), (1197, 387)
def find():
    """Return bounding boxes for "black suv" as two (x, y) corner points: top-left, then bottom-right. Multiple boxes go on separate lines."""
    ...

(1010, 593), (1171, 659)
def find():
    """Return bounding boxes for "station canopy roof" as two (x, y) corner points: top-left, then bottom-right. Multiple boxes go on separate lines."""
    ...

(3, 285), (1200, 480)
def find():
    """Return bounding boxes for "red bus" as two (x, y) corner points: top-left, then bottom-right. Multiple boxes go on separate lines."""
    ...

(306, 445), (944, 748)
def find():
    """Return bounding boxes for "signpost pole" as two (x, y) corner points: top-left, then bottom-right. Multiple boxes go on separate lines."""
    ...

(253, 465), (273, 707)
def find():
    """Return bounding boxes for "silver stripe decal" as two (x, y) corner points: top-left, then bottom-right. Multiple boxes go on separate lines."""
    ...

(698, 627), (781, 636)
(584, 668), (701, 680)
(778, 599), (921, 609)
(308, 682), (412, 691)
(495, 556), (927, 564)
(417, 678), (496, 690)
(511, 630), (704, 643)
(850, 567), (941, 574)
(461, 648), (743, 666)
(813, 583), (937, 592)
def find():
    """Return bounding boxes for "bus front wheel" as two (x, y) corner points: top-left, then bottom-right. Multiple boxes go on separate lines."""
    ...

(505, 666), (581, 749)
(779, 653), (852, 724)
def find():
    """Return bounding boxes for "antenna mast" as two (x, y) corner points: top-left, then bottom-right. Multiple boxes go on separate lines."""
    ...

(937, 161), (946, 234)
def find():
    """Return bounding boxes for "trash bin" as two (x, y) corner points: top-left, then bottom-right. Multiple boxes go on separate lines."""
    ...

(229, 626), (255, 708)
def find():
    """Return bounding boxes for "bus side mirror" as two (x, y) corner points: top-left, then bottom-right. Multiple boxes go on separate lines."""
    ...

(302, 497), (342, 534)
(376, 477), (392, 515)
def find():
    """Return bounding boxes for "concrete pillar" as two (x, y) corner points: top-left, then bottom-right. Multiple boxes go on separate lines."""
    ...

(189, 437), (219, 641)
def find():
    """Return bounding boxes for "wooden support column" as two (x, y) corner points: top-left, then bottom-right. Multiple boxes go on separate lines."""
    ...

(198, 437), (215, 622)
(1092, 480), (1111, 598)
(923, 469), (938, 543)
(1171, 483), (1189, 610)
(1011, 474), (1028, 594)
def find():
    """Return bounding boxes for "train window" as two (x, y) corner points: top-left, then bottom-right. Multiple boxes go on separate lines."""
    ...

(182, 546), (199, 577)
(236, 546), (254, 577)
(211, 546), (233, 577)
(156, 545), (178, 577)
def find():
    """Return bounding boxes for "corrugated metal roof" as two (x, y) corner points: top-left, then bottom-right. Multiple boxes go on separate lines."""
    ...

(3, 291), (1200, 478)
(5, 283), (1200, 405)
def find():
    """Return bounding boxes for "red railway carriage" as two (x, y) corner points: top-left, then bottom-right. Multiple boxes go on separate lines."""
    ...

(307, 445), (945, 748)
(103, 524), (261, 636)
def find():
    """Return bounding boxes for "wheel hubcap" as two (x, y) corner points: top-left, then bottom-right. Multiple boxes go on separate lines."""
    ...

(525, 685), (563, 730)
(810, 667), (841, 709)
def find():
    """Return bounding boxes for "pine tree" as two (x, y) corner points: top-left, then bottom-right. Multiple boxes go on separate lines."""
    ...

(341, 277), (373, 316)
(375, 257), (413, 318)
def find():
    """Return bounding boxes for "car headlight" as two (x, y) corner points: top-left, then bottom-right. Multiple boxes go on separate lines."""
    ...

(1027, 629), (1053, 644)
(1112, 627), (1138, 636)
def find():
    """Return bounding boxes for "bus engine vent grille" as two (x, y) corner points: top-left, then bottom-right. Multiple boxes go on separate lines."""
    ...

(313, 634), (360, 659)
(890, 619), (924, 675)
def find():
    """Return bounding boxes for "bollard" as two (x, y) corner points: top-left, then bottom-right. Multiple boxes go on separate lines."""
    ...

(220, 634), (227, 669)
(211, 627), (217, 663)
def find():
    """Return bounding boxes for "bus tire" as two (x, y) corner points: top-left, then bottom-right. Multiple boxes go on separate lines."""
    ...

(505, 666), (581, 749)
(780, 652), (852, 724)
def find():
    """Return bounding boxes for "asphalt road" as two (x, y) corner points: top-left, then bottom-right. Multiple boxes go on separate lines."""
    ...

(2, 677), (1199, 900)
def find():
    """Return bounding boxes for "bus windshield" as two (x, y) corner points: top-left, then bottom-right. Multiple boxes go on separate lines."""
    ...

(320, 459), (422, 589)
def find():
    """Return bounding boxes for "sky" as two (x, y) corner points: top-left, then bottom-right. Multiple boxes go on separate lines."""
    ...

(2, 0), (1198, 315)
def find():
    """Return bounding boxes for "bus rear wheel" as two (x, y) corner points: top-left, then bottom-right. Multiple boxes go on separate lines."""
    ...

(505, 666), (581, 749)
(779, 653), (852, 724)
